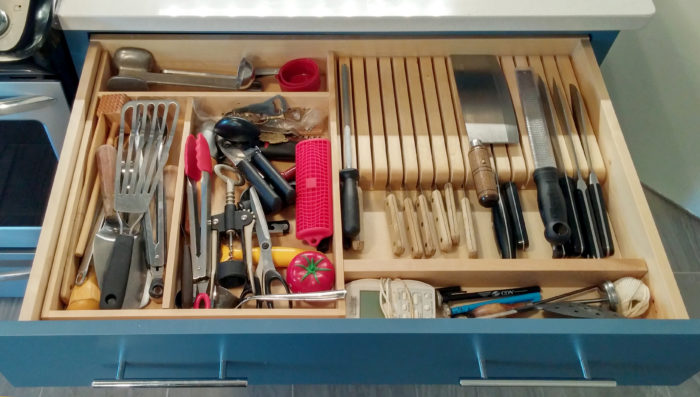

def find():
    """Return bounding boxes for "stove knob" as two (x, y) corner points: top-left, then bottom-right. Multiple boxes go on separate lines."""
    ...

(0, 10), (8, 36)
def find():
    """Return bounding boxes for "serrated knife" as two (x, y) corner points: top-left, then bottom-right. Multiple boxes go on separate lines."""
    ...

(516, 69), (571, 244)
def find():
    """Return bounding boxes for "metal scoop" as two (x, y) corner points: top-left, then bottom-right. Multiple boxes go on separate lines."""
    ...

(107, 47), (256, 91)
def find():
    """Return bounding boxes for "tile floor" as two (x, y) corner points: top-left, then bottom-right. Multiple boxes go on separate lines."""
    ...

(1, 187), (698, 396)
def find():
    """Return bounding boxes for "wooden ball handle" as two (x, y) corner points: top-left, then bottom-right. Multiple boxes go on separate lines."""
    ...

(468, 144), (498, 208)
(96, 145), (117, 217)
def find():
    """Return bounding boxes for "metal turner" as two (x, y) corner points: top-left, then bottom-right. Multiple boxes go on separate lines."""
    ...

(100, 100), (179, 309)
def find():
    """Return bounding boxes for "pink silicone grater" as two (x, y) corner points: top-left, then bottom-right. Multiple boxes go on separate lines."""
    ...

(295, 138), (333, 246)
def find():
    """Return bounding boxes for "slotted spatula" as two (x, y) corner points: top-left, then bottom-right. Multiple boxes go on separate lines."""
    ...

(100, 100), (179, 309)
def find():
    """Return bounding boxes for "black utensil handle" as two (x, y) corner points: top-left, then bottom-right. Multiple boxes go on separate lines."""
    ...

(533, 167), (571, 244)
(340, 168), (361, 239)
(236, 158), (282, 213)
(589, 182), (614, 257)
(260, 142), (297, 162)
(560, 176), (584, 257)
(250, 150), (296, 205)
(574, 185), (602, 258)
(100, 234), (134, 309)
(503, 181), (528, 250)
(217, 260), (248, 288)
(181, 242), (193, 309)
(492, 188), (516, 259)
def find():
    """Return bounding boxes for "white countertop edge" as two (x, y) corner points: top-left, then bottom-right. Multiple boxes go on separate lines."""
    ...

(56, 1), (656, 32)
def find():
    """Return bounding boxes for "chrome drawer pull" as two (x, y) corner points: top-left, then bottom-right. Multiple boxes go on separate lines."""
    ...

(0, 270), (30, 282)
(92, 357), (247, 388)
(0, 95), (54, 115)
(461, 349), (616, 387)
(459, 379), (616, 387)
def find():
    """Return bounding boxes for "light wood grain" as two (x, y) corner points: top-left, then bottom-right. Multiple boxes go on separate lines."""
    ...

(542, 55), (588, 178)
(378, 57), (404, 190)
(555, 54), (607, 182)
(419, 56), (450, 187)
(365, 57), (389, 188)
(391, 57), (420, 188)
(405, 57), (435, 189)
(433, 57), (466, 187)
(350, 57), (374, 189)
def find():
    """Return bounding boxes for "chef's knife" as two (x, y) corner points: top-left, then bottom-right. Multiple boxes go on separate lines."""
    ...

(451, 55), (520, 208)
(552, 82), (602, 258)
(570, 85), (614, 257)
(516, 69), (571, 244)
(537, 77), (585, 257)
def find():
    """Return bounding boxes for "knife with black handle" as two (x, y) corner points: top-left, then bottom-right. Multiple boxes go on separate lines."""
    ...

(491, 153), (516, 258)
(516, 69), (571, 245)
(552, 82), (602, 258)
(570, 84), (614, 257)
(537, 77), (584, 257)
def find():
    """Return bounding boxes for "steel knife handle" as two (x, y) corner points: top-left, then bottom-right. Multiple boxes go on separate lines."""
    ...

(589, 182), (614, 257)
(533, 167), (571, 244)
(468, 143), (498, 208)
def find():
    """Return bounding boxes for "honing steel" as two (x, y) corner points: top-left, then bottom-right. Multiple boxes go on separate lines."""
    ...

(538, 77), (585, 257)
(516, 69), (571, 244)
(339, 64), (361, 240)
(451, 55), (520, 208)
(552, 81), (602, 258)
(570, 84), (615, 257)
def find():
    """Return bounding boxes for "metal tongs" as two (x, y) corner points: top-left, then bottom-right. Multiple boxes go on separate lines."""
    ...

(184, 134), (213, 308)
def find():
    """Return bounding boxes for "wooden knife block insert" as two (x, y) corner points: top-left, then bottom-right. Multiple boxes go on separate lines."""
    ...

(25, 36), (686, 321)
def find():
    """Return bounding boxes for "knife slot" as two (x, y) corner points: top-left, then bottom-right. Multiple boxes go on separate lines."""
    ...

(445, 58), (473, 188)
(555, 55), (607, 183)
(392, 57), (420, 189)
(405, 57), (436, 189)
(432, 56), (466, 187)
(350, 57), (374, 189)
(541, 55), (581, 178)
(338, 57), (358, 170)
(365, 57), (389, 189)
(378, 57), (405, 190)
(492, 145), (512, 183)
(418, 56), (451, 187)
(501, 56), (536, 187)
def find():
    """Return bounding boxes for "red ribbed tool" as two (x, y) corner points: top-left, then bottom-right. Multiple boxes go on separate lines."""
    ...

(295, 139), (333, 247)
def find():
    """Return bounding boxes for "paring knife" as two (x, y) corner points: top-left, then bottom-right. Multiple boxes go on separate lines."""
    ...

(537, 77), (585, 258)
(490, 152), (516, 259)
(552, 81), (602, 258)
(570, 85), (615, 257)
(516, 69), (571, 244)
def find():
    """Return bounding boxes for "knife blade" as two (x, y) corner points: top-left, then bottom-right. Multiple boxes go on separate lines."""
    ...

(516, 69), (571, 244)
(552, 82), (603, 258)
(570, 85), (614, 257)
(537, 77), (585, 257)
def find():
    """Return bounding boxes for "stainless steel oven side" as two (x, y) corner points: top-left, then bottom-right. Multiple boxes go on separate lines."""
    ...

(0, 78), (69, 296)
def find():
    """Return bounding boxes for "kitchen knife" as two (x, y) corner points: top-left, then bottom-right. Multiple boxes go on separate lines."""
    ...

(490, 153), (516, 259)
(537, 77), (585, 257)
(451, 55), (520, 208)
(570, 85), (614, 257)
(552, 81), (602, 258)
(516, 69), (571, 244)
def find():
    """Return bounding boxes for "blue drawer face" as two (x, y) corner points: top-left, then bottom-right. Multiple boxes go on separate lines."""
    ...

(1, 319), (699, 387)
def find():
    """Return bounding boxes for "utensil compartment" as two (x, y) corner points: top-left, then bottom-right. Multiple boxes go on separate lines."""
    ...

(20, 35), (687, 322)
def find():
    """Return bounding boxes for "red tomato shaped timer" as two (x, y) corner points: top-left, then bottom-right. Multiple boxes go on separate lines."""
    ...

(285, 251), (335, 293)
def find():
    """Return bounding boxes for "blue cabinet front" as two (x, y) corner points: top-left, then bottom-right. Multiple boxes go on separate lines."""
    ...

(1, 319), (699, 387)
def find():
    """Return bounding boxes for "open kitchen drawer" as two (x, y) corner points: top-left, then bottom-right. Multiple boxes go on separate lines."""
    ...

(1, 34), (699, 387)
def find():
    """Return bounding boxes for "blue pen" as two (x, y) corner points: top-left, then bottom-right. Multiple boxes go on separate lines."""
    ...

(450, 292), (542, 317)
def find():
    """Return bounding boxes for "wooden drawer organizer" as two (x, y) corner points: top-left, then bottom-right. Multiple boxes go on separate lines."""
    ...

(19, 35), (688, 321)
